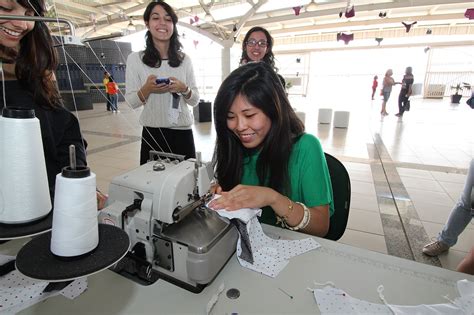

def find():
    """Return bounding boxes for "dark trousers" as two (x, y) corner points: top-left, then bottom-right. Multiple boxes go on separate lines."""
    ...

(106, 93), (112, 110)
(140, 127), (196, 165)
(398, 93), (409, 115)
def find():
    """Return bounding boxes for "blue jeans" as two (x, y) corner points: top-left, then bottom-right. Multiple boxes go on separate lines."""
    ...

(438, 159), (474, 246)
(110, 94), (118, 111)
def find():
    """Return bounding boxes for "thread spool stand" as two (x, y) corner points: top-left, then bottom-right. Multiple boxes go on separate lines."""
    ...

(15, 145), (130, 281)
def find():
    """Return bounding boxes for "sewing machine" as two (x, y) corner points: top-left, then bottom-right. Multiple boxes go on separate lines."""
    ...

(98, 151), (238, 293)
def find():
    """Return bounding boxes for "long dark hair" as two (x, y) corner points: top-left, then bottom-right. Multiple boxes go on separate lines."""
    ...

(240, 26), (275, 69)
(213, 62), (304, 194)
(1, 0), (61, 109)
(142, 0), (183, 68)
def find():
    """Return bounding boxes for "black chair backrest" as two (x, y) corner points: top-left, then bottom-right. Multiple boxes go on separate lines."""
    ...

(324, 153), (351, 241)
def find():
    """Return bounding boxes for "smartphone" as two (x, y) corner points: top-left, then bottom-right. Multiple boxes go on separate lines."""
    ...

(156, 78), (170, 85)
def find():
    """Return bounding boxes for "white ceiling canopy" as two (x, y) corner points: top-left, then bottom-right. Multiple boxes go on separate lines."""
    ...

(43, 0), (473, 47)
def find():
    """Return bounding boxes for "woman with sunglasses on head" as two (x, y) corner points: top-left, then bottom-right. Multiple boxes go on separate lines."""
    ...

(208, 62), (333, 237)
(240, 26), (286, 89)
(125, 0), (200, 165)
(0, 0), (107, 209)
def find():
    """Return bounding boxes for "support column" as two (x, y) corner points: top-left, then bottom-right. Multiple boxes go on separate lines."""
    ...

(221, 40), (234, 81)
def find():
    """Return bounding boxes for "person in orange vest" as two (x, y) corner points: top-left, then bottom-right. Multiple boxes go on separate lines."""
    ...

(106, 76), (119, 113)
(103, 72), (112, 111)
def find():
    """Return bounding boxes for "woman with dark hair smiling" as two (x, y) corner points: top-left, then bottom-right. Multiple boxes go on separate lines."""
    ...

(239, 26), (285, 88)
(0, 0), (106, 209)
(208, 62), (333, 237)
(125, 0), (200, 165)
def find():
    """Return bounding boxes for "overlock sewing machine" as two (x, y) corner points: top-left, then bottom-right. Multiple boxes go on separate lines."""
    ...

(98, 151), (238, 293)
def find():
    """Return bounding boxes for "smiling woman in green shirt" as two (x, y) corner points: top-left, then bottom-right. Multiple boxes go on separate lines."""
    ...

(208, 62), (333, 237)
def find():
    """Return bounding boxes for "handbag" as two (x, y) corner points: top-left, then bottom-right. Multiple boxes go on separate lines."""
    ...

(405, 100), (410, 111)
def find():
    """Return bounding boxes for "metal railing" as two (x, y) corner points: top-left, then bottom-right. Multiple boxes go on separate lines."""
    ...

(424, 71), (473, 98)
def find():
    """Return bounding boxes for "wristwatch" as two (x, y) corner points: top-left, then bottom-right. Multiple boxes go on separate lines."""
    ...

(180, 86), (191, 97)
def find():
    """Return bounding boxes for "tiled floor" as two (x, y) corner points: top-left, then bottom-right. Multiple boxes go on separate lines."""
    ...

(76, 94), (473, 273)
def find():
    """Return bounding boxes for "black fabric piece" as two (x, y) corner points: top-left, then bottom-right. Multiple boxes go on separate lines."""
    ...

(466, 96), (474, 109)
(43, 280), (73, 292)
(0, 259), (16, 276)
(402, 21), (417, 33)
(337, 32), (354, 45)
(230, 219), (254, 264)
(15, 224), (129, 281)
(0, 80), (87, 200)
(345, 6), (355, 18)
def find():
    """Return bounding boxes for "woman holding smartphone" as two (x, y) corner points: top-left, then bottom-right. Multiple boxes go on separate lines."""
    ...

(125, 0), (200, 165)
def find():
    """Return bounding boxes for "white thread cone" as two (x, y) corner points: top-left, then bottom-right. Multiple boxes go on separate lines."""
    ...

(0, 114), (51, 223)
(50, 171), (98, 257)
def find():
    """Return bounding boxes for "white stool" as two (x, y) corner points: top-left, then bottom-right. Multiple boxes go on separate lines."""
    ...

(318, 108), (332, 124)
(333, 111), (350, 128)
(295, 111), (306, 125)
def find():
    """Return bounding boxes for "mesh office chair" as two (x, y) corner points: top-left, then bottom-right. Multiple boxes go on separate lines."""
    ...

(324, 153), (351, 241)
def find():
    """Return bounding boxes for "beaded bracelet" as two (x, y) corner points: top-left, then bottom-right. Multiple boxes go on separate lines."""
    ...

(288, 202), (311, 231)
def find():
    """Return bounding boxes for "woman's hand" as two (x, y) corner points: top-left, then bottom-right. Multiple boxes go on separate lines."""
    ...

(96, 190), (108, 210)
(208, 185), (277, 211)
(168, 77), (188, 95)
(209, 183), (222, 194)
(139, 75), (171, 97)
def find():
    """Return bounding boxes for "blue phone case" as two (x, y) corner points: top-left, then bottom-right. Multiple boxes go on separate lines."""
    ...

(156, 78), (170, 85)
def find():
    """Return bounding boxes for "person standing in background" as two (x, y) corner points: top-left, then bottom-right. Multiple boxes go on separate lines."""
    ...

(371, 75), (378, 100)
(107, 76), (119, 113)
(423, 159), (473, 257)
(395, 66), (414, 117)
(239, 26), (286, 89)
(380, 69), (396, 116)
(103, 71), (112, 111)
(125, 0), (200, 165)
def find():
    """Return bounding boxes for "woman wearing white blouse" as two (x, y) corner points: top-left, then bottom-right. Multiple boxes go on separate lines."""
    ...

(125, 1), (200, 164)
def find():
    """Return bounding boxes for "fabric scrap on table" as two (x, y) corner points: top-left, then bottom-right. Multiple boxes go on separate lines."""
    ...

(311, 279), (474, 315)
(210, 196), (320, 278)
(0, 254), (88, 314)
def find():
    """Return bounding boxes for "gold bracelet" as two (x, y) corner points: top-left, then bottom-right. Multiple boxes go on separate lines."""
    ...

(276, 196), (294, 228)
(282, 197), (294, 220)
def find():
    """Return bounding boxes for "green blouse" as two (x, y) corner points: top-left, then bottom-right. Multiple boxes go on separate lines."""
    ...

(241, 133), (334, 226)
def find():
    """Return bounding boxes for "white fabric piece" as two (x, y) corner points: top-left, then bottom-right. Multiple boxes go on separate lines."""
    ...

(314, 286), (393, 314)
(205, 283), (225, 315)
(312, 279), (474, 315)
(237, 217), (320, 277)
(60, 277), (88, 299)
(216, 208), (262, 224)
(457, 279), (474, 297)
(0, 255), (88, 314)
(209, 197), (320, 278)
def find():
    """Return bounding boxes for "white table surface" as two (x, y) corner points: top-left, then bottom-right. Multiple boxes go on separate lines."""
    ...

(2, 224), (472, 315)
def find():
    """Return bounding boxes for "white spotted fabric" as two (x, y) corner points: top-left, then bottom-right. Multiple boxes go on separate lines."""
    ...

(210, 197), (321, 278)
(312, 280), (474, 314)
(0, 255), (87, 314)
(238, 216), (321, 277)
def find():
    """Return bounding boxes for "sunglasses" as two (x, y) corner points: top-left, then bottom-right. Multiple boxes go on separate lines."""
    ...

(246, 39), (268, 48)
